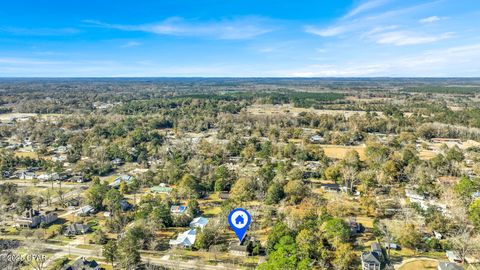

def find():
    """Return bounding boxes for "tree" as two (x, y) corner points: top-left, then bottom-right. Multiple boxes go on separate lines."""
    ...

(284, 180), (309, 204)
(187, 199), (200, 217)
(177, 174), (200, 199)
(214, 165), (234, 192)
(92, 229), (108, 245)
(324, 164), (342, 182)
(469, 198), (480, 231)
(258, 235), (299, 270)
(295, 228), (317, 260)
(321, 218), (350, 244)
(103, 240), (117, 269)
(332, 243), (355, 270)
(119, 181), (129, 194)
(149, 204), (173, 228)
(265, 183), (285, 205)
(231, 177), (255, 202)
(446, 146), (464, 162)
(451, 226), (480, 262)
(266, 222), (293, 253)
(103, 188), (123, 214)
(397, 224), (422, 251)
(455, 176), (478, 205)
(194, 222), (221, 250)
(85, 180), (108, 210)
(374, 220), (395, 259)
(33, 196), (44, 210)
(118, 234), (141, 269)
(343, 150), (361, 170)
(16, 194), (33, 213)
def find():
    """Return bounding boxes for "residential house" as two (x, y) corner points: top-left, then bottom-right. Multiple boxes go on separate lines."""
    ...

(320, 183), (341, 193)
(120, 200), (133, 211)
(361, 243), (383, 270)
(229, 235), (257, 257)
(56, 146), (68, 154)
(150, 183), (173, 194)
(437, 262), (463, 270)
(348, 218), (363, 236)
(64, 198), (80, 208)
(384, 243), (399, 250)
(190, 217), (209, 229)
(37, 173), (60, 181)
(169, 229), (197, 248)
(109, 175), (133, 188)
(446, 250), (463, 263)
(51, 155), (67, 163)
(310, 135), (324, 143)
(64, 223), (91, 236)
(405, 189), (428, 210)
(15, 209), (57, 228)
(170, 205), (187, 215)
(17, 170), (36, 180)
(431, 138), (461, 144)
(70, 175), (86, 183)
(112, 158), (124, 165)
(219, 191), (230, 200)
(62, 257), (99, 270)
(75, 205), (95, 217)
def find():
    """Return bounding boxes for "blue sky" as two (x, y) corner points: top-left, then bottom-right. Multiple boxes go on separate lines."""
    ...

(1, 0), (480, 77)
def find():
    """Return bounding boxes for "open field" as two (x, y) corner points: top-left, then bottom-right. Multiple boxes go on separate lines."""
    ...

(320, 144), (367, 160)
(0, 113), (37, 121)
(246, 104), (384, 118)
(418, 149), (437, 160)
(14, 151), (39, 159)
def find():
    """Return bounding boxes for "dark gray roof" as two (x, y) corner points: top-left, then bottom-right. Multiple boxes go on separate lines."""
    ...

(361, 252), (381, 265)
(63, 258), (99, 270)
(65, 223), (90, 235)
(438, 262), (463, 270)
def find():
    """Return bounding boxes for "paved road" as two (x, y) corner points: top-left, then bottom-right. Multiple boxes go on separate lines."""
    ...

(0, 179), (88, 189)
(41, 242), (239, 270)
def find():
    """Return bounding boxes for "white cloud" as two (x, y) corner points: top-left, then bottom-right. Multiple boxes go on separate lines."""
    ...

(0, 27), (79, 36)
(304, 25), (348, 37)
(419, 16), (441, 23)
(279, 43), (480, 77)
(121, 41), (142, 48)
(83, 17), (273, 40)
(344, 0), (390, 18)
(373, 31), (454, 46)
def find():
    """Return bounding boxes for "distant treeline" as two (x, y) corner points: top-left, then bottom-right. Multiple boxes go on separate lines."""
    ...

(402, 86), (480, 94)
(176, 91), (345, 108)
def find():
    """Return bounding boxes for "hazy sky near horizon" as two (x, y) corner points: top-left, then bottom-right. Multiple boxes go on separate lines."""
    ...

(1, 0), (480, 77)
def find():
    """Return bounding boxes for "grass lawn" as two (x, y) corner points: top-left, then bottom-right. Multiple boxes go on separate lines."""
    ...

(76, 244), (98, 250)
(202, 206), (221, 217)
(356, 216), (375, 229)
(14, 151), (39, 159)
(320, 144), (367, 160)
(398, 259), (438, 270)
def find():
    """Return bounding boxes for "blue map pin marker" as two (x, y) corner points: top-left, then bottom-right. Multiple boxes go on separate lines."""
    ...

(228, 208), (251, 243)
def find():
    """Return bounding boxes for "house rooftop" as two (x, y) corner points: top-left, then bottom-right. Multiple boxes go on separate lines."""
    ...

(169, 229), (197, 247)
(62, 257), (99, 270)
(190, 217), (209, 228)
(438, 262), (463, 270)
(170, 205), (187, 214)
(361, 251), (381, 265)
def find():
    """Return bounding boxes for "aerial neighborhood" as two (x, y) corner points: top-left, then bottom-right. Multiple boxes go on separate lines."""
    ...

(0, 78), (479, 270)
